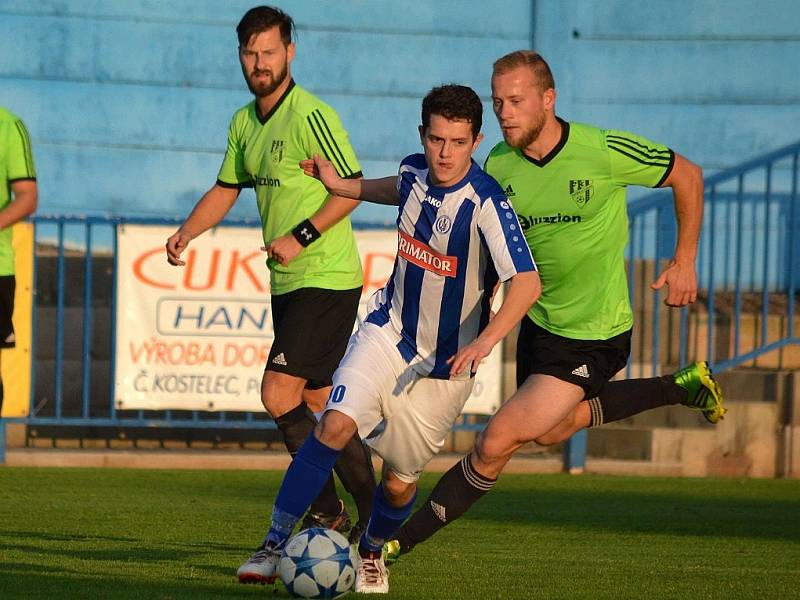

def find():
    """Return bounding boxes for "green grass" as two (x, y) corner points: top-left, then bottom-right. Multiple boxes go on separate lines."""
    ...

(1, 468), (799, 599)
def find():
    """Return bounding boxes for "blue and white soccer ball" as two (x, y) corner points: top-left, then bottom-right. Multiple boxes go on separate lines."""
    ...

(278, 527), (357, 599)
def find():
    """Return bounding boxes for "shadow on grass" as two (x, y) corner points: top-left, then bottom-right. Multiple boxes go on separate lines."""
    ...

(0, 530), (137, 543)
(0, 565), (292, 599)
(435, 480), (800, 543)
(0, 531), (246, 569)
(0, 539), (193, 563)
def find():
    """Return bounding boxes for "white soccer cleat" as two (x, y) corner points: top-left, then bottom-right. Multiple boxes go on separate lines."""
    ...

(355, 552), (389, 594)
(237, 545), (281, 584)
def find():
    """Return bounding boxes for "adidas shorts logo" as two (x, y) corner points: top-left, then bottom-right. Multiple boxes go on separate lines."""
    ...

(272, 352), (287, 366)
(571, 364), (590, 378)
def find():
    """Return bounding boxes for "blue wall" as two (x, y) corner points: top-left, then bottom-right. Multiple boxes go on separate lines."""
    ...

(535, 1), (800, 198)
(1, 0), (798, 224)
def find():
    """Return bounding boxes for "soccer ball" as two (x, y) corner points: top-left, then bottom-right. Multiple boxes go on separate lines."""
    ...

(278, 527), (357, 599)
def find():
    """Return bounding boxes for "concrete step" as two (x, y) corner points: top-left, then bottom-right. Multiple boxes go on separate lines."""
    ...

(586, 400), (780, 477)
(587, 427), (654, 461)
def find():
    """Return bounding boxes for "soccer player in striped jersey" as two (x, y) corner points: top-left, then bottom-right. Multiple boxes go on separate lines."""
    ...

(235, 84), (541, 593)
(165, 6), (376, 568)
(384, 50), (726, 563)
(0, 107), (38, 414)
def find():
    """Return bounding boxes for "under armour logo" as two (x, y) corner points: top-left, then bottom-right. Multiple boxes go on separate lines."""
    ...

(299, 227), (312, 241)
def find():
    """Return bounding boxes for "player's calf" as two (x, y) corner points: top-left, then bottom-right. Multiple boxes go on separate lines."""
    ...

(533, 403), (589, 446)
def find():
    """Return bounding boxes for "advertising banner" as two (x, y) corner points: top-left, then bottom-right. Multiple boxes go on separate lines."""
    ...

(115, 225), (503, 414)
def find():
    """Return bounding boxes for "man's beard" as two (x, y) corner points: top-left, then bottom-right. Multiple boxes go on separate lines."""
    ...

(505, 111), (546, 150)
(244, 61), (288, 98)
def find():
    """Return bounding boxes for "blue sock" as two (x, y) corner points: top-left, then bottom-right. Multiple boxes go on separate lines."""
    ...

(360, 483), (417, 553)
(265, 433), (341, 547)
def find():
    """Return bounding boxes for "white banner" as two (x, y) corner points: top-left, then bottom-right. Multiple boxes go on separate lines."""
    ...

(115, 225), (502, 414)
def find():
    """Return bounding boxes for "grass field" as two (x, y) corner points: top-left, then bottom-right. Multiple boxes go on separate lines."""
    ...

(1, 467), (799, 599)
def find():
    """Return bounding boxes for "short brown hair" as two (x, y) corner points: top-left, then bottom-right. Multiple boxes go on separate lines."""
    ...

(237, 6), (294, 47)
(493, 50), (555, 91)
(421, 84), (483, 139)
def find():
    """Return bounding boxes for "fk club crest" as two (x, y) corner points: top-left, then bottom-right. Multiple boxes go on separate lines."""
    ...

(270, 139), (285, 164)
(569, 179), (593, 208)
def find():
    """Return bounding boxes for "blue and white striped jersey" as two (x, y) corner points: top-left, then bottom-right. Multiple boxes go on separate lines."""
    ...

(365, 153), (536, 379)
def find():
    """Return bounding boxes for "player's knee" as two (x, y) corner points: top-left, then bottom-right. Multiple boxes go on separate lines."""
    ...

(474, 429), (513, 466)
(381, 471), (416, 505)
(261, 371), (305, 416)
(302, 387), (330, 414)
(314, 409), (357, 450)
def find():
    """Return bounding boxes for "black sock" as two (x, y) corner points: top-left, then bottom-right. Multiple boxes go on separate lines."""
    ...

(395, 454), (496, 554)
(332, 435), (376, 525)
(588, 375), (688, 427)
(274, 402), (340, 516)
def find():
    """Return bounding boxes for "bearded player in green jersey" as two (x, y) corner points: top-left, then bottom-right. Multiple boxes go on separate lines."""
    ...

(384, 50), (725, 562)
(165, 7), (375, 569)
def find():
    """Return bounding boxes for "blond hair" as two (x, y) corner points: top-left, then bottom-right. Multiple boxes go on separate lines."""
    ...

(493, 50), (555, 91)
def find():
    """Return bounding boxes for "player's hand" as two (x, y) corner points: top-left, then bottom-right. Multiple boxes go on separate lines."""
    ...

(299, 154), (341, 191)
(447, 338), (494, 377)
(651, 258), (697, 307)
(166, 230), (192, 266)
(263, 234), (303, 267)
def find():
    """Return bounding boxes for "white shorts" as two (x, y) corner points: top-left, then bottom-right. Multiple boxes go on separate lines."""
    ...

(327, 322), (474, 483)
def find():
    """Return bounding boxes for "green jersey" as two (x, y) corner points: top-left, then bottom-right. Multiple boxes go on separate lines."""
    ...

(217, 81), (363, 295)
(485, 119), (674, 340)
(0, 107), (37, 276)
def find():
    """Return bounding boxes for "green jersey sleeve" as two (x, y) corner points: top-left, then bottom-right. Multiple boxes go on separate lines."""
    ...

(6, 117), (36, 181)
(302, 105), (362, 179)
(217, 113), (252, 188)
(605, 129), (674, 188)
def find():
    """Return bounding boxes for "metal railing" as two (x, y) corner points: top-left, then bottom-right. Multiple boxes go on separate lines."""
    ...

(626, 140), (799, 376)
(565, 140), (800, 470)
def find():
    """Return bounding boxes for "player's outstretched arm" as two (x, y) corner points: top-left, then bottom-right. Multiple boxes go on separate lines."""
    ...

(166, 184), (239, 266)
(448, 271), (541, 376)
(300, 155), (399, 205)
(650, 152), (703, 307)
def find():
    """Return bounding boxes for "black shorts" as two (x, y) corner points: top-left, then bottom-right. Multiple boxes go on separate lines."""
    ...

(515, 317), (631, 398)
(0, 275), (15, 349)
(267, 286), (362, 389)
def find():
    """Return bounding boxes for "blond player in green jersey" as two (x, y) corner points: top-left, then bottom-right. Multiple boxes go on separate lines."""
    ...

(165, 7), (375, 562)
(0, 107), (38, 414)
(385, 50), (725, 562)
